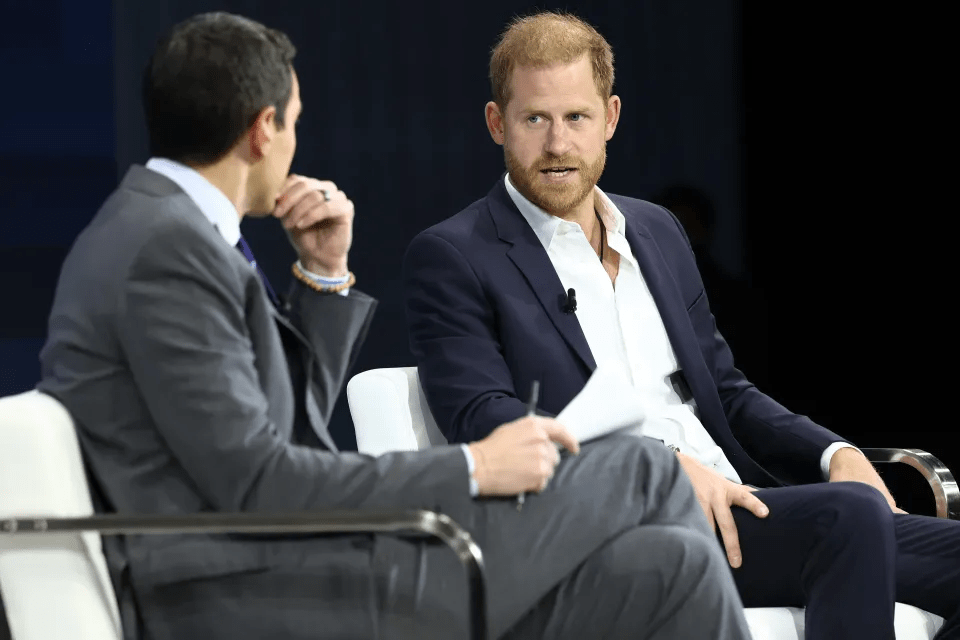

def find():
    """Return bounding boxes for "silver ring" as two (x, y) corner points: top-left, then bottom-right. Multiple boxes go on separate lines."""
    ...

(320, 189), (331, 202)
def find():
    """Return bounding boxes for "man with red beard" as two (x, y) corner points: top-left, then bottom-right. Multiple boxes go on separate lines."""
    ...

(403, 10), (960, 640)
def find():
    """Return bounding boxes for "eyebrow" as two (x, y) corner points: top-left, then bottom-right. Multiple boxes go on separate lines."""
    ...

(520, 105), (597, 115)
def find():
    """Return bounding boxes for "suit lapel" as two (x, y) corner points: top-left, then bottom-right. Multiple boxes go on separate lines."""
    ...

(131, 164), (341, 452)
(268, 303), (310, 346)
(487, 179), (597, 371)
(268, 303), (340, 452)
(623, 218), (729, 433)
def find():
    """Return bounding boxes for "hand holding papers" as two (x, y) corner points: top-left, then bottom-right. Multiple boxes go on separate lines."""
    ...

(556, 365), (645, 443)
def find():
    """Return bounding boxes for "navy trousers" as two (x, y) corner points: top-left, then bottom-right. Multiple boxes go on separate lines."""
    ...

(730, 482), (960, 639)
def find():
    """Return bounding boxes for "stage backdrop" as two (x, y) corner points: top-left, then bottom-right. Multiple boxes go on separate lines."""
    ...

(2, 0), (951, 478)
(109, 0), (742, 448)
(0, 0), (116, 400)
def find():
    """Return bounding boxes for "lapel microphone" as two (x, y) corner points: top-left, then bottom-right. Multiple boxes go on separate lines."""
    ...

(563, 288), (577, 314)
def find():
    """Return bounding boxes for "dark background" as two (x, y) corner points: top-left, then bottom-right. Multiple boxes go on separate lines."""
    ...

(1, 0), (953, 505)
(0, 1), (952, 634)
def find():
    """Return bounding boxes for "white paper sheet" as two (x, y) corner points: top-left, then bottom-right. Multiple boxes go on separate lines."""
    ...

(556, 365), (646, 443)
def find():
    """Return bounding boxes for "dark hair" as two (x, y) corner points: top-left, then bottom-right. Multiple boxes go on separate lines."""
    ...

(143, 12), (297, 166)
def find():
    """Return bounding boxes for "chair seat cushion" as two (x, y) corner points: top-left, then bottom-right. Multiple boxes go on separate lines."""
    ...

(744, 603), (943, 640)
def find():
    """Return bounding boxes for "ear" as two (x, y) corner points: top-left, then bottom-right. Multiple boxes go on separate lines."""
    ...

(247, 105), (278, 161)
(485, 101), (505, 145)
(604, 95), (621, 142)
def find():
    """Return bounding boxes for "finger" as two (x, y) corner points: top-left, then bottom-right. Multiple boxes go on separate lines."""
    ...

(703, 504), (715, 531)
(732, 489), (770, 519)
(279, 195), (323, 231)
(302, 193), (352, 228)
(279, 174), (299, 194)
(696, 497), (716, 531)
(291, 199), (331, 230)
(893, 506), (908, 515)
(288, 192), (351, 230)
(296, 177), (337, 192)
(274, 181), (313, 218)
(528, 458), (553, 493)
(276, 176), (310, 206)
(714, 504), (743, 568)
(290, 203), (335, 232)
(292, 178), (340, 206)
(283, 175), (338, 196)
(538, 442), (560, 471)
(542, 420), (580, 454)
(295, 192), (354, 229)
(278, 180), (337, 218)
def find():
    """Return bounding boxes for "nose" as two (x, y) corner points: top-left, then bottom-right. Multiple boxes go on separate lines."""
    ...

(545, 121), (573, 157)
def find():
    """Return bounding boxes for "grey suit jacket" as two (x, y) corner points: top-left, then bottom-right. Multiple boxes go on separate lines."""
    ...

(38, 166), (475, 637)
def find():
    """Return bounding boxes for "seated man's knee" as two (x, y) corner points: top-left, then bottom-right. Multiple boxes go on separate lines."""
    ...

(831, 481), (892, 516)
(635, 526), (727, 586)
(823, 481), (895, 537)
(581, 525), (722, 610)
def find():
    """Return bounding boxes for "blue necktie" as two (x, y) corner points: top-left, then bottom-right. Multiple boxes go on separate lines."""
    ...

(236, 236), (280, 306)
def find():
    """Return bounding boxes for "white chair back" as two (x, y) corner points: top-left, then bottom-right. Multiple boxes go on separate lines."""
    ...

(347, 367), (447, 455)
(0, 390), (122, 640)
(345, 367), (944, 639)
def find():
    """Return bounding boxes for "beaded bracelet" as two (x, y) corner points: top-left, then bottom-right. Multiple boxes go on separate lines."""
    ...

(291, 262), (356, 294)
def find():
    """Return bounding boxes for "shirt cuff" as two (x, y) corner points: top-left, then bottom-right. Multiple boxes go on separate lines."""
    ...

(461, 444), (479, 497)
(295, 260), (351, 297)
(820, 442), (861, 480)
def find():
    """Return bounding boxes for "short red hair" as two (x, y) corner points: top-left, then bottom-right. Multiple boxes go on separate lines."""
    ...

(489, 11), (615, 109)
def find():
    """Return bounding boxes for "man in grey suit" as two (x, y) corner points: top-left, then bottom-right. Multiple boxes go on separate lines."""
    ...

(36, 12), (751, 640)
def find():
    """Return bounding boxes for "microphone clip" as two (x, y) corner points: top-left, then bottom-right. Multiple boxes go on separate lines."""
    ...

(562, 288), (577, 314)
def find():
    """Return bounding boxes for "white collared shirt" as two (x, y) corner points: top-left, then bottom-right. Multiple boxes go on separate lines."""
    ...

(146, 157), (242, 246)
(505, 174), (851, 481)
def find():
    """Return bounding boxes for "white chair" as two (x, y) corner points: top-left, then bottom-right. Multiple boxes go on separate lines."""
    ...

(0, 390), (121, 640)
(0, 390), (486, 640)
(347, 366), (952, 640)
(348, 366), (448, 455)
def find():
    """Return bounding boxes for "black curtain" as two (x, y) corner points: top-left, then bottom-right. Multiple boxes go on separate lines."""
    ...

(112, 0), (744, 449)
(741, 4), (957, 475)
(1, 2), (955, 632)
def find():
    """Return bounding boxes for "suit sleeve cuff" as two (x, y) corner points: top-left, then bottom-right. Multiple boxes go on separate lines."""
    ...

(461, 444), (479, 497)
(295, 260), (351, 297)
(821, 442), (861, 479)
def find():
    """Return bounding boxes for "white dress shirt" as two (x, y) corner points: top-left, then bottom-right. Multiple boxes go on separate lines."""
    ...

(505, 174), (852, 482)
(146, 157), (243, 245)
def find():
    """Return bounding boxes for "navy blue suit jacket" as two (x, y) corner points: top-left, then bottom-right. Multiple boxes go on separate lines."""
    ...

(403, 177), (850, 487)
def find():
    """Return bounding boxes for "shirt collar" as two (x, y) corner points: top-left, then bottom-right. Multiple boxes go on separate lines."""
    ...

(503, 173), (626, 251)
(144, 157), (242, 246)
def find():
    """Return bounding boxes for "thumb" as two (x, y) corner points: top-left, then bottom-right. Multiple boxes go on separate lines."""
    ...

(543, 420), (580, 454)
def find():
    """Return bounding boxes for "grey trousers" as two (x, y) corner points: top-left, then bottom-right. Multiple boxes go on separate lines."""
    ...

(139, 435), (749, 639)
(477, 433), (749, 639)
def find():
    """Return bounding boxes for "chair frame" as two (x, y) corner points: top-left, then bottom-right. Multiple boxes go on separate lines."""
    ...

(1, 509), (487, 640)
(863, 448), (960, 519)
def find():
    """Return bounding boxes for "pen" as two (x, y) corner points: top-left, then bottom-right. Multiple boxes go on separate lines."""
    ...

(517, 380), (540, 512)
